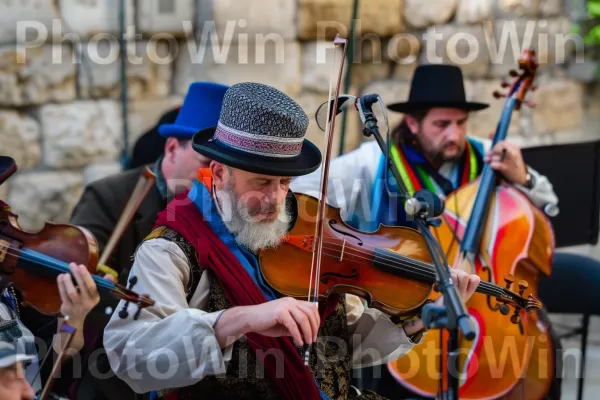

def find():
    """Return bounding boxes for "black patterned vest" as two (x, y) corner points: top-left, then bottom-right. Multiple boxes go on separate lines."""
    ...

(152, 227), (366, 400)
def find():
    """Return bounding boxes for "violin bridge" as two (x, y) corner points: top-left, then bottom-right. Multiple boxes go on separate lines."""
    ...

(339, 236), (346, 262)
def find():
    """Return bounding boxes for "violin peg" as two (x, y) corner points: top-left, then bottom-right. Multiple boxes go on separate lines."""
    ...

(509, 69), (519, 77)
(510, 313), (521, 324)
(118, 307), (129, 319)
(503, 274), (514, 289)
(134, 307), (142, 320)
(500, 80), (511, 88)
(493, 91), (506, 99)
(518, 280), (528, 296)
(500, 304), (510, 315)
(128, 276), (138, 290)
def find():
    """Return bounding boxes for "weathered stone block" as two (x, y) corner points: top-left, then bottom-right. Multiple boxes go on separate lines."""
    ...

(0, 111), (42, 169)
(0, 44), (76, 106)
(404, 0), (458, 29)
(351, 62), (390, 87)
(58, 0), (135, 38)
(532, 77), (584, 133)
(175, 39), (301, 97)
(128, 95), (182, 148)
(298, 0), (404, 40)
(6, 171), (84, 231)
(456, 0), (495, 24)
(38, 100), (121, 168)
(301, 41), (343, 93)
(197, 0), (296, 42)
(541, 0), (563, 16)
(497, 0), (541, 17)
(392, 61), (419, 80)
(84, 161), (123, 185)
(0, 0), (56, 45)
(137, 0), (194, 36)
(486, 18), (576, 78)
(421, 25), (491, 78)
(78, 40), (174, 99)
(361, 79), (412, 132)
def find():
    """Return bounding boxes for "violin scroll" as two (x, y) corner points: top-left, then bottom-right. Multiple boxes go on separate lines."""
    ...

(493, 49), (539, 110)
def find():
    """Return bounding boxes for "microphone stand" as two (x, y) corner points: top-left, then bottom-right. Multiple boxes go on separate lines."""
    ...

(358, 98), (475, 400)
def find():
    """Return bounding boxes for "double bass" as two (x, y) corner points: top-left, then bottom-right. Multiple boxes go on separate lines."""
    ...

(388, 51), (558, 399)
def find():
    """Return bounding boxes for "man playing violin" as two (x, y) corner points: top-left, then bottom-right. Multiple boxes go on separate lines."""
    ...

(103, 82), (481, 400)
(290, 64), (561, 398)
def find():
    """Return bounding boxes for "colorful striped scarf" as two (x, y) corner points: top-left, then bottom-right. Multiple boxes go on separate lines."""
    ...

(359, 138), (484, 231)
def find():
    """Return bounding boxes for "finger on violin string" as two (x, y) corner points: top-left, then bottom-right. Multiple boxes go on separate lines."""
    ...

(61, 269), (81, 302)
(57, 275), (73, 307)
(71, 263), (96, 299)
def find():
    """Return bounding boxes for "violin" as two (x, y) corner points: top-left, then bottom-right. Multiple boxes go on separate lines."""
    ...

(0, 205), (154, 317)
(388, 51), (558, 399)
(259, 192), (541, 317)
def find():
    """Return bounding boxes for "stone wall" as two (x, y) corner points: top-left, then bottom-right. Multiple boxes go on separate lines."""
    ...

(1, 0), (598, 234)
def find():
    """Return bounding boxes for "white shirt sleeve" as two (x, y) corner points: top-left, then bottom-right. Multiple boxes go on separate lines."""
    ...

(345, 294), (422, 368)
(103, 238), (233, 393)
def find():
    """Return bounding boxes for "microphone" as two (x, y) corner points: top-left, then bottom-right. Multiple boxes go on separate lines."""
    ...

(356, 94), (380, 137)
(404, 189), (445, 219)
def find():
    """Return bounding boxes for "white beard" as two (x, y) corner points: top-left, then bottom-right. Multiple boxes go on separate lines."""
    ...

(214, 183), (291, 253)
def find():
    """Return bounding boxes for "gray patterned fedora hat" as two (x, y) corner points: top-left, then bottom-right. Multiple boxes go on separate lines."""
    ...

(192, 82), (322, 176)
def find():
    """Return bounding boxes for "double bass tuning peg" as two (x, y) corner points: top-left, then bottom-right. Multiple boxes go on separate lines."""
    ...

(493, 91), (506, 99)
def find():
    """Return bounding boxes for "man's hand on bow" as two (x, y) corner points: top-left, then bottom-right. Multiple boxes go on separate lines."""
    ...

(215, 297), (320, 349)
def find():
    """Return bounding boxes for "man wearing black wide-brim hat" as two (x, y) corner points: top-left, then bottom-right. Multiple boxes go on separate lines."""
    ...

(292, 64), (558, 230)
(103, 82), (480, 400)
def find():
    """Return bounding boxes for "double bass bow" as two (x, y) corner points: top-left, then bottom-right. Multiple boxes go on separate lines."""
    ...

(389, 50), (558, 399)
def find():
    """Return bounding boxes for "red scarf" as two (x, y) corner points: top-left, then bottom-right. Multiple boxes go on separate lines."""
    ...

(154, 189), (323, 400)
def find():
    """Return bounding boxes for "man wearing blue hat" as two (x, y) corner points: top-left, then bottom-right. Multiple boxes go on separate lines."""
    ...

(67, 81), (229, 400)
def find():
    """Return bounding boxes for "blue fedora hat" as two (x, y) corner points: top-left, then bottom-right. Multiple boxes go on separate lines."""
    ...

(159, 81), (229, 139)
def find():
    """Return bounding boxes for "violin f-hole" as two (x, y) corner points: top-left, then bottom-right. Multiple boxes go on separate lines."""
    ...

(328, 220), (363, 246)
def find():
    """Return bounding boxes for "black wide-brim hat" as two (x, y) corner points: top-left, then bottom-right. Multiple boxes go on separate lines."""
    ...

(0, 156), (17, 186)
(193, 82), (322, 177)
(387, 64), (489, 114)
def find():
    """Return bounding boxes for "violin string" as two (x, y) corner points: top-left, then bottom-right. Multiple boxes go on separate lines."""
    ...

(318, 243), (506, 299)
(317, 236), (510, 297)
(318, 237), (504, 293)
(0, 246), (116, 291)
(317, 239), (508, 298)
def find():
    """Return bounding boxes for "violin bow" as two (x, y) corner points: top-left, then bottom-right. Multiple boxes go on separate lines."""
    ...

(304, 34), (348, 365)
(35, 318), (76, 400)
(96, 166), (156, 278)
